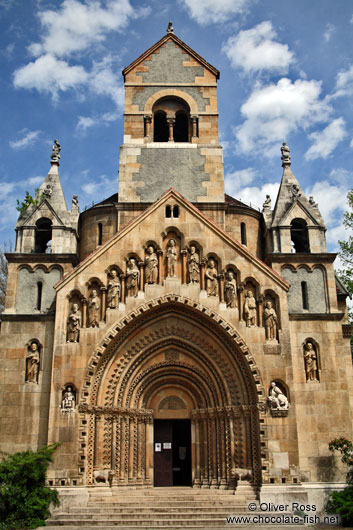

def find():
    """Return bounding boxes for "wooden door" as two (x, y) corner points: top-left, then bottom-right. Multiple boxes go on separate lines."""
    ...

(154, 420), (173, 486)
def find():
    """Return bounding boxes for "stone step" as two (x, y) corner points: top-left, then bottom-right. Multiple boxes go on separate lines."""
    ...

(46, 518), (231, 527)
(64, 506), (250, 514)
(51, 511), (241, 520)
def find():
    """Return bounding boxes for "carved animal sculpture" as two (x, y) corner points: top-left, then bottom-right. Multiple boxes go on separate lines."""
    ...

(93, 469), (114, 486)
(231, 467), (253, 482)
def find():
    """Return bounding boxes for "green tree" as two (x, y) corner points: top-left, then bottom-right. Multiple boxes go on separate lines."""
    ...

(0, 444), (60, 530)
(16, 189), (44, 216)
(338, 189), (353, 322)
(326, 438), (353, 526)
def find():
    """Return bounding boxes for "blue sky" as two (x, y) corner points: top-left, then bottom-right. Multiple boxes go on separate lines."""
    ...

(1, 0), (352, 257)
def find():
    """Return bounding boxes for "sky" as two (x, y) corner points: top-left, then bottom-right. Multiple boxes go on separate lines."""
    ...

(0, 0), (352, 260)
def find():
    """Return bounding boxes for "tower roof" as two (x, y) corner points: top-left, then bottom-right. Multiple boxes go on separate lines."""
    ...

(122, 27), (220, 80)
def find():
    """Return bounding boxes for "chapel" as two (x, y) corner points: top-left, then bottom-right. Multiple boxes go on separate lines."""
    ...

(0, 24), (352, 507)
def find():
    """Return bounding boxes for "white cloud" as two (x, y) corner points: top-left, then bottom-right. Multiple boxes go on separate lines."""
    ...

(77, 116), (96, 131)
(9, 129), (41, 149)
(81, 174), (116, 197)
(222, 21), (294, 74)
(329, 167), (353, 187)
(323, 23), (335, 42)
(235, 77), (331, 156)
(331, 65), (353, 98)
(305, 180), (348, 226)
(13, 54), (88, 99)
(305, 118), (346, 160)
(225, 167), (257, 196)
(89, 56), (124, 108)
(28, 0), (139, 58)
(350, 138), (353, 148)
(28, 176), (45, 186)
(179, 0), (250, 25)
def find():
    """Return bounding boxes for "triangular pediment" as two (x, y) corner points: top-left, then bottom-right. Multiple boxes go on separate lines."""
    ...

(20, 199), (65, 227)
(122, 32), (219, 80)
(278, 199), (321, 227)
(57, 188), (288, 292)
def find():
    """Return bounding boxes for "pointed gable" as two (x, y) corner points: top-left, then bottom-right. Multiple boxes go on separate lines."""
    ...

(123, 32), (219, 83)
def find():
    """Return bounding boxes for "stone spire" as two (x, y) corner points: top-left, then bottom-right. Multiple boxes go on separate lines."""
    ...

(166, 21), (174, 34)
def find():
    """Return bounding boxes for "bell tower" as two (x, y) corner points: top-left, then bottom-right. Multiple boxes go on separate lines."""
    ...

(118, 23), (224, 203)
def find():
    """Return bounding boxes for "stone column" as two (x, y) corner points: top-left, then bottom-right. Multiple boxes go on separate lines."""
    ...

(193, 417), (201, 487)
(181, 249), (188, 284)
(157, 250), (163, 285)
(200, 259), (207, 291)
(191, 115), (198, 138)
(100, 286), (107, 321)
(144, 115), (152, 138)
(81, 298), (87, 328)
(138, 262), (144, 291)
(120, 274), (126, 304)
(218, 273), (225, 303)
(238, 285), (244, 322)
(167, 116), (175, 142)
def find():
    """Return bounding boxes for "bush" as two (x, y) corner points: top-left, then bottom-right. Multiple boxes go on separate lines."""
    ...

(0, 444), (60, 530)
(325, 437), (353, 526)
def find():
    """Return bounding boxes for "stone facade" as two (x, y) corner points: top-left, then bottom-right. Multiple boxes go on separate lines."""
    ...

(0, 28), (352, 504)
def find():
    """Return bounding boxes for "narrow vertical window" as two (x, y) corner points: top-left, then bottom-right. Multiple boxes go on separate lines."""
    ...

(241, 223), (247, 245)
(165, 205), (172, 218)
(173, 205), (179, 218)
(301, 281), (309, 310)
(98, 223), (103, 246)
(36, 282), (43, 311)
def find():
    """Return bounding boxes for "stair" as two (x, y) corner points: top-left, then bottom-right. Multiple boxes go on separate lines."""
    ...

(46, 485), (258, 529)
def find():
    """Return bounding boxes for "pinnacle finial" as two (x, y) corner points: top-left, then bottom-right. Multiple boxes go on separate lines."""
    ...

(167, 21), (174, 34)
(281, 142), (291, 167)
(51, 139), (61, 166)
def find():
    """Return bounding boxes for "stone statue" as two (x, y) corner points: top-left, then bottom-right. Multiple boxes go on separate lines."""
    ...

(264, 301), (277, 341)
(224, 270), (237, 308)
(166, 21), (174, 34)
(88, 289), (100, 327)
(167, 239), (177, 278)
(281, 142), (291, 166)
(262, 195), (271, 210)
(107, 270), (120, 308)
(309, 196), (318, 208)
(304, 342), (319, 382)
(145, 245), (158, 284)
(244, 290), (257, 327)
(61, 386), (76, 411)
(25, 342), (40, 383)
(188, 245), (200, 283)
(291, 184), (301, 198)
(268, 382), (289, 410)
(67, 303), (81, 343)
(126, 258), (139, 297)
(72, 195), (79, 208)
(51, 139), (61, 165)
(43, 184), (52, 199)
(205, 259), (218, 296)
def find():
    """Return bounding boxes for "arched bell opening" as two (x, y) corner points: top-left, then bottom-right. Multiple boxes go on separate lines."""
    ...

(35, 218), (52, 253)
(152, 97), (191, 142)
(80, 299), (265, 489)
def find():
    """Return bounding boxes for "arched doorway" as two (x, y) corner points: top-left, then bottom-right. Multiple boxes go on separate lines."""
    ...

(80, 299), (265, 488)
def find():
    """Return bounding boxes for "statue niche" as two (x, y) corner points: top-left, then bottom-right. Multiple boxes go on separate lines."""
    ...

(188, 245), (200, 283)
(144, 245), (158, 284)
(67, 302), (81, 343)
(264, 300), (278, 342)
(88, 287), (101, 328)
(107, 269), (121, 309)
(304, 341), (320, 382)
(25, 341), (40, 384)
(126, 257), (139, 297)
(205, 258), (218, 296)
(268, 381), (289, 417)
(166, 238), (178, 278)
(244, 289), (257, 327)
(61, 385), (76, 412)
(224, 269), (237, 308)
